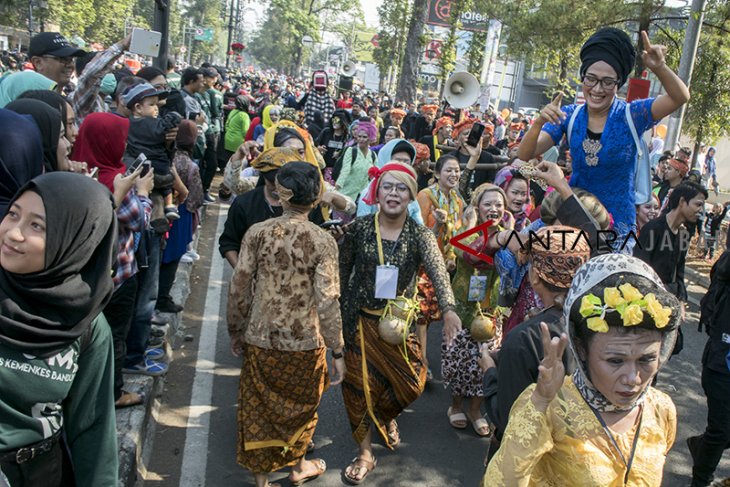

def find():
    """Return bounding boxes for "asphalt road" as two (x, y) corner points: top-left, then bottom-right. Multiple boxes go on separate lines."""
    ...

(144, 202), (729, 487)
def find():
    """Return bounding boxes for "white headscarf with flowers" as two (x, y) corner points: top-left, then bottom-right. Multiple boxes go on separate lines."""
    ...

(563, 254), (681, 412)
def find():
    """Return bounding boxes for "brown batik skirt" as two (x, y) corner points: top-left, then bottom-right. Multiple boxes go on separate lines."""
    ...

(237, 344), (328, 474)
(416, 269), (442, 327)
(342, 312), (427, 449)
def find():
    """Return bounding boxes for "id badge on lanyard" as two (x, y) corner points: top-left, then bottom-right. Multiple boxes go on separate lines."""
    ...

(468, 275), (488, 302)
(375, 265), (399, 300)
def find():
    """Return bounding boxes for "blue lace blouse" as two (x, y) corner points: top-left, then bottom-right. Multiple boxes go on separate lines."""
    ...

(542, 97), (657, 236)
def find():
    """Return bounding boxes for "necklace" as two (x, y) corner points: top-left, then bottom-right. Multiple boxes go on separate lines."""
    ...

(583, 138), (602, 166)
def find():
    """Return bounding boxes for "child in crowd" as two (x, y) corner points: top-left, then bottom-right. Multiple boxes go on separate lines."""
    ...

(703, 202), (730, 261)
(122, 82), (183, 229)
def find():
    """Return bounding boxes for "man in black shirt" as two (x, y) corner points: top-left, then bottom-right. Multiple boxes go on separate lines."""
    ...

(634, 182), (707, 301)
(689, 250), (730, 487)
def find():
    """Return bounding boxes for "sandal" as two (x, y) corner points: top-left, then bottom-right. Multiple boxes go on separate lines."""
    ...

(343, 456), (377, 485)
(115, 390), (144, 409)
(289, 458), (326, 486)
(387, 420), (401, 448)
(470, 417), (491, 437)
(447, 407), (468, 429)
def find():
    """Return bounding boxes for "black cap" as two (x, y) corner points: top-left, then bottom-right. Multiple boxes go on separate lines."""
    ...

(29, 32), (86, 58)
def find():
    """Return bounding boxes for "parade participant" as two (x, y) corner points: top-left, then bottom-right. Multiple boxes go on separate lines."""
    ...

(453, 119), (503, 191)
(0, 71), (56, 108)
(6, 99), (71, 173)
(635, 182), (707, 301)
(228, 161), (345, 487)
(302, 71), (335, 128)
(408, 104), (438, 141)
(484, 254), (681, 486)
(316, 109), (351, 180)
(28, 32), (85, 92)
(334, 124), (377, 201)
(637, 194), (661, 233)
(690, 250), (730, 487)
(224, 95), (252, 160)
(355, 138), (422, 223)
(495, 167), (531, 231)
(0, 109), (44, 215)
(339, 162), (461, 484)
(442, 183), (508, 437)
(384, 107), (406, 142)
(518, 29), (690, 242)
(482, 225), (589, 458)
(72, 112), (160, 393)
(252, 105), (280, 142)
(495, 121), (522, 153)
(0, 172), (118, 486)
(418, 116), (454, 190)
(656, 157), (688, 208)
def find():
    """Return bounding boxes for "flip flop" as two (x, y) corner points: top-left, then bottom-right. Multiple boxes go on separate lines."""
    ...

(289, 458), (326, 486)
(447, 407), (468, 429)
(343, 456), (377, 485)
(470, 417), (491, 437)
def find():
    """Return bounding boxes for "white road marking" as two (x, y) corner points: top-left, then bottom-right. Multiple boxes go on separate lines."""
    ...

(179, 206), (226, 487)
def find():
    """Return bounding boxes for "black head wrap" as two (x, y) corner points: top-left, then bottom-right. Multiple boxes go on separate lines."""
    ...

(6, 98), (62, 171)
(0, 108), (44, 216)
(0, 172), (117, 356)
(580, 27), (636, 88)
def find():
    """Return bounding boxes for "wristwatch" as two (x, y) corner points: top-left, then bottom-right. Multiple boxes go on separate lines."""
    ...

(332, 351), (344, 359)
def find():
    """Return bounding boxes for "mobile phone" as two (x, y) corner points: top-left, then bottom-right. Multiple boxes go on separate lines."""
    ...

(140, 160), (152, 177)
(466, 123), (485, 148)
(127, 153), (147, 175)
(320, 219), (343, 229)
(87, 167), (99, 179)
(129, 28), (162, 58)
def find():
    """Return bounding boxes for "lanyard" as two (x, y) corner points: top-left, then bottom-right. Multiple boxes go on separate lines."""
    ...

(374, 211), (400, 266)
(589, 405), (643, 484)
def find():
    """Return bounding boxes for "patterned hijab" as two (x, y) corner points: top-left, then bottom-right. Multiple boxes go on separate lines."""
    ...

(563, 254), (682, 412)
(529, 225), (590, 289)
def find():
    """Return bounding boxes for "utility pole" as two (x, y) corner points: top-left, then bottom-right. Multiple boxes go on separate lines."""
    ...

(225, 0), (238, 68)
(153, 0), (170, 70)
(663, 0), (706, 154)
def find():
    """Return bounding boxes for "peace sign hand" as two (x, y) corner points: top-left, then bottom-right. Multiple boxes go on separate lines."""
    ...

(537, 92), (565, 126)
(531, 322), (568, 412)
(641, 31), (668, 72)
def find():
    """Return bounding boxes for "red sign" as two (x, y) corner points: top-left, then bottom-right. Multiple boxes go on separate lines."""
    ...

(626, 78), (651, 103)
(449, 219), (495, 265)
(370, 34), (380, 48)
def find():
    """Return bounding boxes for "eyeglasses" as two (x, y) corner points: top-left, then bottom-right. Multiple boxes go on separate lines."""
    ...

(43, 55), (75, 65)
(582, 74), (619, 90)
(380, 182), (409, 194)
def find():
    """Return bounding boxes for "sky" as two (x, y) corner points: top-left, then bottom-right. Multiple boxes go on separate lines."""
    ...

(362, 0), (382, 28)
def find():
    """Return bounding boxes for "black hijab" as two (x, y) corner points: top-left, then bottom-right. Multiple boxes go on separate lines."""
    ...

(0, 108), (44, 216)
(579, 27), (636, 88)
(18, 89), (70, 134)
(0, 172), (117, 356)
(6, 98), (62, 172)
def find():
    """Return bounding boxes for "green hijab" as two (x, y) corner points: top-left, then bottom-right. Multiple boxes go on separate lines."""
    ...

(0, 71), (56, 108)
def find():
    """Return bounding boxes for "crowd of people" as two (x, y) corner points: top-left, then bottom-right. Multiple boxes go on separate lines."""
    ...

(0, 25), (729, 487)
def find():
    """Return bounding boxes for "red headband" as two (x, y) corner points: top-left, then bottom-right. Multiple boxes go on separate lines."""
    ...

(362, 163), (417, 205)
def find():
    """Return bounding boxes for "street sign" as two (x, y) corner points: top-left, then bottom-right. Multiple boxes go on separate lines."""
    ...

(194, 28), (214, 42)
(427, 0), (489, 32)
(302, 35), (313, 46)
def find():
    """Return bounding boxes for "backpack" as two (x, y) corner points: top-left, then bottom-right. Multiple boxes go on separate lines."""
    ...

(332, 146), (376, 183)
(567, 102), (653, 205)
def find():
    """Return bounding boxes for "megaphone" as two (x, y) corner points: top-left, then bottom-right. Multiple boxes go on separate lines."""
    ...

(444, 72), (480, 109)
(340, 61), (356, 77)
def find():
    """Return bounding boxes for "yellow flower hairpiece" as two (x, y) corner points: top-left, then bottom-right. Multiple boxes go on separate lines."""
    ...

(578, 284), (672, 333)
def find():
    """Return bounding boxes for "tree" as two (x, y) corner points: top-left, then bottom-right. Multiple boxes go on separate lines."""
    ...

(496, 0), (630, 96)
(374, 0), (411, 94)
(673, 1), (730, 166)
(395, 0), (426, 102)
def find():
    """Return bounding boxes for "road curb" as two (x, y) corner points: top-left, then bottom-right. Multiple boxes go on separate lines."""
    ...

(116, 209), (206, 487)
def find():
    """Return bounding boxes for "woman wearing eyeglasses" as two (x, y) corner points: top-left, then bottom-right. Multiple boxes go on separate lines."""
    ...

(518, 28), (689, 249)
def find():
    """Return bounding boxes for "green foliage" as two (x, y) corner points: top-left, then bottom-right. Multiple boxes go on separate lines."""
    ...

(248, 0), (361, 74)
(496, 0), (630, 96)
(373, 0), (411, 87)
(438, 0), (472, 83)
(681, 2), (730, 146)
